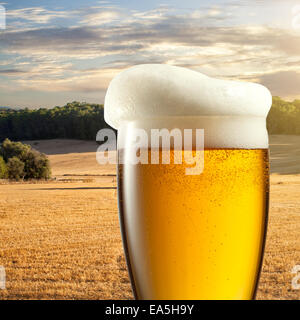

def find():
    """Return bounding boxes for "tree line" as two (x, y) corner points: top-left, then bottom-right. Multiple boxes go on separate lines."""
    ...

(0, 98), (299, 142)
(0, 101), (112, 141)
(267, 97), (300, 135)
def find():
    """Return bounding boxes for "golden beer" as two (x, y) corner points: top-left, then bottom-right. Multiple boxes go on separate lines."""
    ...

(104, 64), (272, 300)
(118, 148), (269, 300)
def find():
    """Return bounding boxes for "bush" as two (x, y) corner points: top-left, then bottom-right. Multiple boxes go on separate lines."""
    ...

(0, 138), (51, 180)
(7, 156), (25, 181)
(0, 156), (7, 179)
(0, 138), (31, 161)
(24, 149), (51, 179)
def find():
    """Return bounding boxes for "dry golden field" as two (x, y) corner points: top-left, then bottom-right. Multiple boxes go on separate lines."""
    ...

(0, 136), (300, 300)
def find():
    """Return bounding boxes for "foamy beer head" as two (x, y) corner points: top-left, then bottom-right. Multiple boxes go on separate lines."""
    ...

(104, 64), (272, 148)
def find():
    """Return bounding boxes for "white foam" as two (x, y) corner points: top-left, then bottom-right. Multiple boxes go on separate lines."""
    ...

(104, 64), (272, 148)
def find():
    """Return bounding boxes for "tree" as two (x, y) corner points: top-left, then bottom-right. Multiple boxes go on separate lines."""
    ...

(0, 156), (7, 179)
(7, 157), (25, 181)
(0, 138), (31, 162)
(24, 149), (51, 179)
(0, 139), (51, 180)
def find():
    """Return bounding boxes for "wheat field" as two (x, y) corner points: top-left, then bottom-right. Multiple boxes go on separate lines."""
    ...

(0, 136), (300, 300)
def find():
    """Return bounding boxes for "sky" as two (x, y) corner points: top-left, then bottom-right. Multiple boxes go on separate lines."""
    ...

(0, 0), (300, 108)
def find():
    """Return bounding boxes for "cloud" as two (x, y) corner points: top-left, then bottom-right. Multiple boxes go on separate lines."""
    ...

(0, 68), (26, 74)
(259, 71), (300, 98)
(79, 8), (123, 26)
(6, 7), (71, 24)
(1, 26), (102, 50)
(1, 3), (300, 102)
(2, 19), (299, 59)
(15, 68), (118, 93)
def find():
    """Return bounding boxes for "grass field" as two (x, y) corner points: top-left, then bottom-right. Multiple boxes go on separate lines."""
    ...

(0, 136), (300, 300)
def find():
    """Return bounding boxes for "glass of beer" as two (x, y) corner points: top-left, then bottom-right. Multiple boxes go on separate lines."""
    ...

(104, 64), (272, 300)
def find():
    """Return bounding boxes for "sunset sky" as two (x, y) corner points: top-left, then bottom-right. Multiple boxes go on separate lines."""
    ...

(0, 0), (300, 108)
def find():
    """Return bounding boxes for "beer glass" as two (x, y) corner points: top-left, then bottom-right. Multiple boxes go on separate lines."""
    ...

(105, 64), (271, 300)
